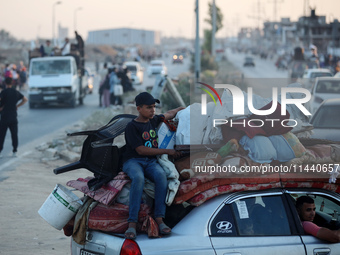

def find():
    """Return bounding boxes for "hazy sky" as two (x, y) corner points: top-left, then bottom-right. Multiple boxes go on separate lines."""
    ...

(0, 0), (339, 41)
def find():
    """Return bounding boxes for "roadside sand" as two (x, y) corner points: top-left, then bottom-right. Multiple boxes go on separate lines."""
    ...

(0, 127), (90, 255)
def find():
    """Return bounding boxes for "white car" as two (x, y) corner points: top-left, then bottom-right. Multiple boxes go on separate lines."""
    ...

(70, 187), (340, 255)
(147, 60), (167, 77)
(299, 68), (333, 89)
(123, 61), (144, 85)
(334, 72), (340, 78)
(305, 77), (340, 114)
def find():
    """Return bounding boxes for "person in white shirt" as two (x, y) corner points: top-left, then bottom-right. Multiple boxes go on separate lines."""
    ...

(61, 38), (70, 56)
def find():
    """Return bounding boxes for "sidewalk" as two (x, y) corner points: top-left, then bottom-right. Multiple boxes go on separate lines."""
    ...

(0, 122), (99, 255)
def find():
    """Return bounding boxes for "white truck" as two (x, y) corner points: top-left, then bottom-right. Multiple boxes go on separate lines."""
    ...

(27, 46), (87, 108)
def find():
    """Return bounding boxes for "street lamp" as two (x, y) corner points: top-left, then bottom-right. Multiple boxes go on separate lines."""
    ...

(52, 1), (62, 46)
(74, 7), (83, 32)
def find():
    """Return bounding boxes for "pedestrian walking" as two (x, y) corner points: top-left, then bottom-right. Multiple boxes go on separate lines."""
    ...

(0, 77), (28, 157)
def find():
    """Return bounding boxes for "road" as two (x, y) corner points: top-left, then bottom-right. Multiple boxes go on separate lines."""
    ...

(225, 49), (292, 98)
(0, 54), (191, 170)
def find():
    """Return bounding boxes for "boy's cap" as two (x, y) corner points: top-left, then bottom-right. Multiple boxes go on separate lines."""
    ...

(135, 92), (160, 106)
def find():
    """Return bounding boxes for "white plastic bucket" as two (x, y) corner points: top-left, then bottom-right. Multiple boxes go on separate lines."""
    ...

(38, 184), (83, 230)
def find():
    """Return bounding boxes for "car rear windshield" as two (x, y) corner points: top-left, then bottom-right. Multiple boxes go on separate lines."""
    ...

(315, 80), (340, 94)
(126, 66), (137, 72)
(31, 60), (71, 75)
(312, 105), (340, 128)
(311, 72), (332, 78)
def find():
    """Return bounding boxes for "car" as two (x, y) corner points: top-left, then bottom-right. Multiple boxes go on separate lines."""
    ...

(70, 186), (340, 254)
(147, 60), (167, 76)
(305, 77), (340, 114)
(309, 98), (340, 141)
(172, 53), (184, 64)
(334, 72), (340, 78)
(299, 68), (333, 89)
(123, 61), (144, 85)
(243, 57), (255, 67)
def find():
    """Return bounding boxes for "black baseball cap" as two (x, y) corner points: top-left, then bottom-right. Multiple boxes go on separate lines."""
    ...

(135, 92), (160, 106)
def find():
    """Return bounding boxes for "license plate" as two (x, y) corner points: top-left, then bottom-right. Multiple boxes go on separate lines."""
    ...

(80, 249), (103, 255)
(43, 96), (57, 100)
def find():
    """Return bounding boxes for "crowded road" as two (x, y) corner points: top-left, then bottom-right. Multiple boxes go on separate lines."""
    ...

(0, 49), (286, 171)
(0, 53), (191, 172)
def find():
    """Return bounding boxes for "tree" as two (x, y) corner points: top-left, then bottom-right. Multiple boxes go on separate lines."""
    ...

(203, 1), (224, 54)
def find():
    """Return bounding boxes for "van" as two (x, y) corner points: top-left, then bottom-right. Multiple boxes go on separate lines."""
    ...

(124, 61), (144, 85)
(28, 56), (87, 108)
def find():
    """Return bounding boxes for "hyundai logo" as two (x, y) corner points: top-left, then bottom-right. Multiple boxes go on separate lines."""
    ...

(216, 221), (232, 230)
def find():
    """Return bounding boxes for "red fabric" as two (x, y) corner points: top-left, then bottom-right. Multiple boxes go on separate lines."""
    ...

(88, 203), (159, 237)
(66, 172), (130, 205)
(302, 221), (321, 236)
(174, 171), (280, 204)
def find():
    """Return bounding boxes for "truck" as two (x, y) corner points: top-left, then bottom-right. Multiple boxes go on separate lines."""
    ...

(27, 43), (87, 108)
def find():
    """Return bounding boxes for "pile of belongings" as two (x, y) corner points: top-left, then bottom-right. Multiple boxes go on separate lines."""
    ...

(64, 84), (340, 242)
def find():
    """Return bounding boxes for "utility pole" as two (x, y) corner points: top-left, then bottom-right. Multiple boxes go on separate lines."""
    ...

(212, 0), (216, 57)
(268, 0), (283, 22)
(194, 0), (201, 89)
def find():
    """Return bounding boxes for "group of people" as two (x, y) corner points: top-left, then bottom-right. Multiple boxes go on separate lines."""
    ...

(98, 63), (134, 108)
(0, 62), (27, 91)
(39, 31), (84, 58)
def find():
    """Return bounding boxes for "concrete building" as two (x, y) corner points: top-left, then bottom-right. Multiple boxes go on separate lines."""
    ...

(86, 28), (161, 46)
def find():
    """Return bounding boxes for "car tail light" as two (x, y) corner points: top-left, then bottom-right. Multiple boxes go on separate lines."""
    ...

(120, 239), (142, 255)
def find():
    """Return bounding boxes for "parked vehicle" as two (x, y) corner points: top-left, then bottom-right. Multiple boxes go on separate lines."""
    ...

(123, 61), (144, 85)
(299, 68), (333, 89)
(334, 72), (340, 78)
(147, 60), (167, 76)
(70, 187), (340, 255)
(305, 77), (340, 114)
(243, 57), (255, 67)
(309, 98), (340, 141)
(28, 56), (87, 108)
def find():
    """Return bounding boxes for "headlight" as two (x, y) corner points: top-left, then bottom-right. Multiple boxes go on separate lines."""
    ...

(59, 87), (72, 93)
(173, 55), (178, 60)
(29, 87), (42, 94)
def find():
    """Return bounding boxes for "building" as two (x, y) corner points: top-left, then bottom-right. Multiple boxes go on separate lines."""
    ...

(87, 28), (161, 46)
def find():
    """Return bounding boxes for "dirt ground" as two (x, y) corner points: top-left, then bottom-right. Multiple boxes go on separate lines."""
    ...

(0, 126), (90, 255)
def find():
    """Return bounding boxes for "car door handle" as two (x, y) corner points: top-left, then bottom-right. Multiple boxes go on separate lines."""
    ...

(314, 248), (330, 255)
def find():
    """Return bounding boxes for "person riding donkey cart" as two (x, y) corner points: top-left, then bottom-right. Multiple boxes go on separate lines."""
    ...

(122, 92), (184, 239)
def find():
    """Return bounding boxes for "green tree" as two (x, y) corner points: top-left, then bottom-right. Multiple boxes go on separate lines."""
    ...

(203, 2), (224, 54)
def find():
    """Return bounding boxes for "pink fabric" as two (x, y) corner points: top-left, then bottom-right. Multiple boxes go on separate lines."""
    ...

(66, 172), (130, 205)
(302, 221), (321, 237)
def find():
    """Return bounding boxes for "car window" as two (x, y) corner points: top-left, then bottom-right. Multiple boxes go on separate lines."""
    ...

(210, 195), (291, 237)
(315, 80), (340, 94)
(311, 73), (332, 79)
(311, 105), (340, 128)
(126, 66), (137, 72)
(289, 193), (340, 230)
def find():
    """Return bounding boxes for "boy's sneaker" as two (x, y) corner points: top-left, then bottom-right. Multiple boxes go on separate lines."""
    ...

(12, 152), (17, 157)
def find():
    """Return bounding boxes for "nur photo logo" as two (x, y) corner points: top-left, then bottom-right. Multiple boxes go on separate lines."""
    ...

(198, 82), (222, 115)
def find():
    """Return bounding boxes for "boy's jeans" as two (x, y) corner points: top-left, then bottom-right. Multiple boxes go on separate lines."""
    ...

(123, 157), (168, 223)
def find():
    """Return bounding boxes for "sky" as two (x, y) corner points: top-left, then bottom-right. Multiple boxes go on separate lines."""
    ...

(0, 0), (339, 41)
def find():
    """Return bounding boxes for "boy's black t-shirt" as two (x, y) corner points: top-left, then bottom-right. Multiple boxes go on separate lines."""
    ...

(123, 114), (164, 163)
